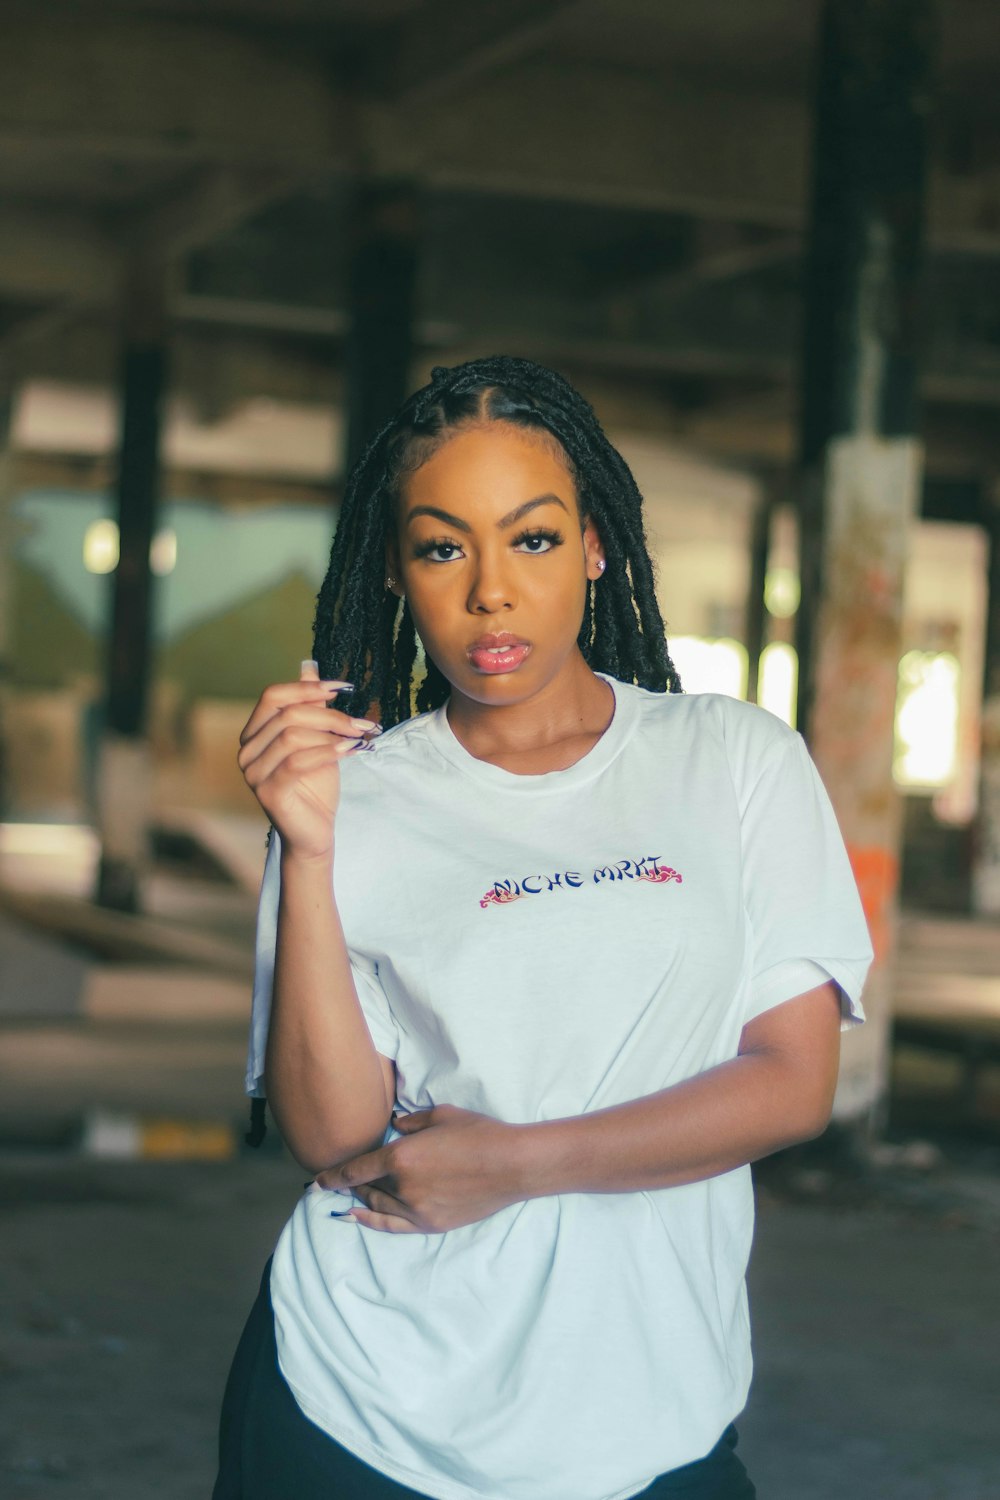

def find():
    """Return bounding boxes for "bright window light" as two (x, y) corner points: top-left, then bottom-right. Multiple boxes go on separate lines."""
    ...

(670, 637), (748, 699)
(764, 567), (800, 619)
(150, 528), (177, 576)
(82, 520), (177, 576)
(83, 518), (119, 574)
(894, 650), (960, 788)
(758, 642), (798, 727)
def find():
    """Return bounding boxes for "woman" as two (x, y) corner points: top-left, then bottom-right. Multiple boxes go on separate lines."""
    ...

(215, 355), (873, 1500)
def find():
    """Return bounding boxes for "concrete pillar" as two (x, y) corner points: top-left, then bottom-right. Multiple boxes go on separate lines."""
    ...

(972, 509), (1000, 914)
(95, 256), (169, 912)
(342, 181), (419, 477)
(795, 0), (932, 1127)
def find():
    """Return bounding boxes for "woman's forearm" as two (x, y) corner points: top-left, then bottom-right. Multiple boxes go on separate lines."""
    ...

(513, 985), (841, 1199)
(514, 1048), (831, 1200)
(265, 845), (392, 1172)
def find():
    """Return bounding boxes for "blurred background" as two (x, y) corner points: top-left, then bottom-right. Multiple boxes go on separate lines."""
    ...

(0, 3), (998, 1498)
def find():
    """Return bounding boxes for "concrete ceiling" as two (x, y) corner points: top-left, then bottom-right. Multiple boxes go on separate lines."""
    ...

(1, 0), (999, 480)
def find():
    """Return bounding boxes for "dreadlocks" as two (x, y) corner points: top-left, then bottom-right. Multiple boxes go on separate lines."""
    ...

(313, 354), (683, 725)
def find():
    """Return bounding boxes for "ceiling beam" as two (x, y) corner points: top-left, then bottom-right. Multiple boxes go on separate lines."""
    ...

(0, 12), (351, 167)
(128, 167), (311, 261)
(365, 59), (1000, 254)
(635, 236), (801, 302)
(0, 206), (119, 302)
(363, 62), (814, 227)
(0, 164), (321, 373)
(380, 0), (581, 106)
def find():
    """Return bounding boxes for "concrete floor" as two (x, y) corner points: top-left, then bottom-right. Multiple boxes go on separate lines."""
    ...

(743, 1173), (1000, 1499)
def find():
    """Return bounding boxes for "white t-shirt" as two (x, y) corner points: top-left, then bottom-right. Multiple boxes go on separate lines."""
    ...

(246, 673), (873, 1500)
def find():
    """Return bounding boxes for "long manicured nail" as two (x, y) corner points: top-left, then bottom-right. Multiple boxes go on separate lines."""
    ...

(323, 681), (354, 690)
(350, 718), (379, 732)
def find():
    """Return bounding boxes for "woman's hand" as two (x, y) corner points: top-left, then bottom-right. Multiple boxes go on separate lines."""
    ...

(314, 1105), (526, 1234)
(237, 660), (381, 861)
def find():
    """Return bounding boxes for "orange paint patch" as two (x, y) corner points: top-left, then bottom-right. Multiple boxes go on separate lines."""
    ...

(846, 844), (899, 963)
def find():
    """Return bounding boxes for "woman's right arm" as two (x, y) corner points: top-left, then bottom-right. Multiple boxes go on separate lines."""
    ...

(238, 663), (395, 1174)
(266, 844), (395, 1173)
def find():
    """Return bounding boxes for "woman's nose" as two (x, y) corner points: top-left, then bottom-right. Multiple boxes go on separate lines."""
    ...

(467, 554), (517, 612)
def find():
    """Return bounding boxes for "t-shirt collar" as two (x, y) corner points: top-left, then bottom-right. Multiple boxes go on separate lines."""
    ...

(422, 671), (637, 793)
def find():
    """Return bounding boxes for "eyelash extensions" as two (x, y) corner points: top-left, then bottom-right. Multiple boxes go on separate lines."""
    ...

(413, 527), (564, 563)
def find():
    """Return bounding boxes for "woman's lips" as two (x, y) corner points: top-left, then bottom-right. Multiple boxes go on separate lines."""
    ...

(468, 643), (532, 674)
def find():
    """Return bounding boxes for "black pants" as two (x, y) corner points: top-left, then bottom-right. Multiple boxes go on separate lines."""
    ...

(213, 1259), (757, 1500)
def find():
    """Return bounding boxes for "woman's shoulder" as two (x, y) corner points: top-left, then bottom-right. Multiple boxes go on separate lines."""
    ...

(336, 703), (444, 799)
(351, 704), (440, 759)
(629, 681), (800, 753)
(626, 686), (806, 810)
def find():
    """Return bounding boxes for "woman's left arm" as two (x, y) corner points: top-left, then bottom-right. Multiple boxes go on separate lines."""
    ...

(516, 980), (841, 1198)
(317, 981), (843, 1231)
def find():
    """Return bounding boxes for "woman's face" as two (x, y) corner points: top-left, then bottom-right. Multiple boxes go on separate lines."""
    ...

(387, 421), (605, 704)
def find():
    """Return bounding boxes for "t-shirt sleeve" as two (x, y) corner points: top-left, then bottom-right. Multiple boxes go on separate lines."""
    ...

(738, 725), (874, 1030)
(245, 827), (400, 1099)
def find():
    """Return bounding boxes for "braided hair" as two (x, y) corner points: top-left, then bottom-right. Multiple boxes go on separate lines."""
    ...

(313, 354), (682, 725)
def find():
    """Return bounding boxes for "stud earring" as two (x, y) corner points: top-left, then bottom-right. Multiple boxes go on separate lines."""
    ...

(596, 559), (606, 575)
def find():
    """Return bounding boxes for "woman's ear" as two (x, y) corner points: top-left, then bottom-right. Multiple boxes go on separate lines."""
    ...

(384, 540), (402, 595)
(582, 516), (606, 577)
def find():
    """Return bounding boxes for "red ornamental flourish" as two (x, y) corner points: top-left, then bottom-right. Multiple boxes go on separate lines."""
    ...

(479, 887), (524, 908)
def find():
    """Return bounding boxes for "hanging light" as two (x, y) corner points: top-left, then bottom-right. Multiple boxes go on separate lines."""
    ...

(82, 519), (177, 576)
(83, 518), (120, 574)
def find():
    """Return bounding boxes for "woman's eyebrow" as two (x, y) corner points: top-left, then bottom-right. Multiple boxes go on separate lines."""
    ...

(405, 494), (569, 533)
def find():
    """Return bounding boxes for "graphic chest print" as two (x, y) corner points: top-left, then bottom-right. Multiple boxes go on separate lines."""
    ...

(480, 855), (682, 908)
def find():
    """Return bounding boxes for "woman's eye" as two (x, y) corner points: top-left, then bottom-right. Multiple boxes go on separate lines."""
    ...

(426, 542), (460, 562)
(415, 529), (562, 563)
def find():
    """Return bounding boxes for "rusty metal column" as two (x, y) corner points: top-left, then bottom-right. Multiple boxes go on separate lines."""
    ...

(95, 255), (169, 912)
(972, 510), (1000, 914)
(342, 181), (419, 477)
(795, 0), (933, 1128)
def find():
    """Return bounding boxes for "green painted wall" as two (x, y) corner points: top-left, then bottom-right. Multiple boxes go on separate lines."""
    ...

(12, 560), (316, 703)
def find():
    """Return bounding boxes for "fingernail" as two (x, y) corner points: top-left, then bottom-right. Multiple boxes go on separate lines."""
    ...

(323, 681), (354, 690)
(350, 718), (380, 732)
(301, 659), (319, 674)
(329, 1211), (358, 1221)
